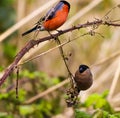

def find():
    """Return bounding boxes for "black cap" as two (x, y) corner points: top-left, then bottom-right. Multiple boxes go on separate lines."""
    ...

(79, 64), (89, 73)
(60, 0), (70, 10)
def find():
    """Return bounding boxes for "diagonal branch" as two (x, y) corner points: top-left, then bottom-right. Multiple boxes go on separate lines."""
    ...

(0, 19), (120, 86)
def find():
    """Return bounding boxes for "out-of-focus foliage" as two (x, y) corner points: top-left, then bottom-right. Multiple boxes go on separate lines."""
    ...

(0, 0), (15, 32)
(0, 0), (17, 64)
(75, 109), (91, 118)
(75, 91), (120, 118)
(83, 90), (113, 113)
(3, 43), (17, 63)
(0, 70), (63, 118)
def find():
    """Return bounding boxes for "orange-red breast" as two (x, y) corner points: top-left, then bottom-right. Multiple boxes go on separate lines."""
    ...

(22, 0), (70, 36)
(74, 65), (93, 92)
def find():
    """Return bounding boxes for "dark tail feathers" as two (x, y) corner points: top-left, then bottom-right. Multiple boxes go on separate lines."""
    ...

(22, 26), (38, 36)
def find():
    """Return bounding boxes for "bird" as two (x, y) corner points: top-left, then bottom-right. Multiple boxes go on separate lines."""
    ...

(74, 64), (93, 93)
(22, 0), (70, 36)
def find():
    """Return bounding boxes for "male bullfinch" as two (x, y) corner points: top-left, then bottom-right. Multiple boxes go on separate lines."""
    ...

(22, 0), (70, 36)
(74, 64), (93, 92)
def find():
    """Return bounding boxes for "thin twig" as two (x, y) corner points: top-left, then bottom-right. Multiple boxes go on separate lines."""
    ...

(20, 40), (69, 65)
(101, 5), (119, 20)
(16, 67), (19, 98)
(55, 38), (74, 84)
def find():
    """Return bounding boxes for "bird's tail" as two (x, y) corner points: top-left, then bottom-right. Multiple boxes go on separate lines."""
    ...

(22, 25), (38, 36)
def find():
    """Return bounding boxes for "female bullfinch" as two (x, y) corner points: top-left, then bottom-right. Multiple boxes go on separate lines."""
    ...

(74, 64), (93, 92)
(22, 0), (70, 36)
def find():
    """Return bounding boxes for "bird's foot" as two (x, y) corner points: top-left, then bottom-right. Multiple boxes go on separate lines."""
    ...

(56, 30), (63, 34)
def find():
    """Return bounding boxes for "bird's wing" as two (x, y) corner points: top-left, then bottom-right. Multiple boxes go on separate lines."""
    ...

(39, 1), (64, 22)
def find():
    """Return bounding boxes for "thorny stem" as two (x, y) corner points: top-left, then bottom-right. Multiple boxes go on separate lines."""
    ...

(55, 37), (74, 88)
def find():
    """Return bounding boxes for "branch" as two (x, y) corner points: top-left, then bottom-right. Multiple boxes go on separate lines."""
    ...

(0, 19), (120, 86)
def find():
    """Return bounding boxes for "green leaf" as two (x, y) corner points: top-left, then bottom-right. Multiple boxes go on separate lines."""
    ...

(0, 93), (9, 99)
(83, 93), (103, 108)
(75, 109), (91, 118)
(19, 105), (35, 115)
(101, 90), (109, 98)
(51, 77), (60, 84)
(83, 91), (113, 113)
(92, 109), (118, 118)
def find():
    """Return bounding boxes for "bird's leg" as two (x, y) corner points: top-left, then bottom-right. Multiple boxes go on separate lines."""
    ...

(33, 29), (40, 40)
(47, 31), (57, 40)
(33, 23), (43, 40)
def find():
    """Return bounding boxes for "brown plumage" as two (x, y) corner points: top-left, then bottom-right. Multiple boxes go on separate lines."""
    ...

(74, 64), (93, 92)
